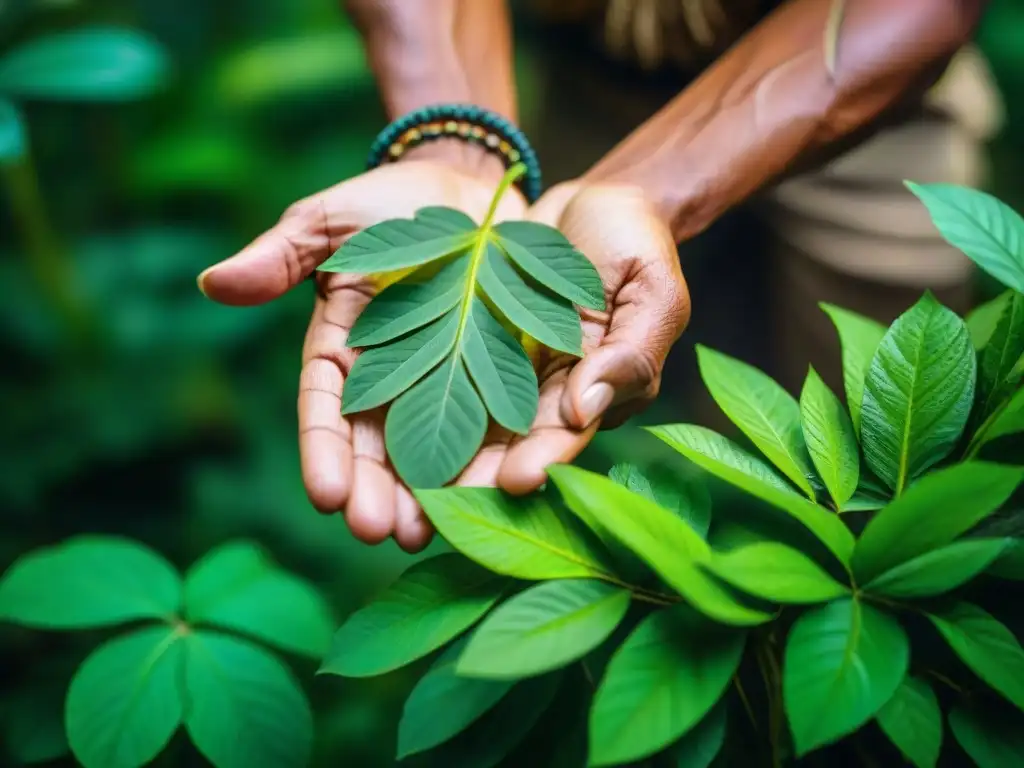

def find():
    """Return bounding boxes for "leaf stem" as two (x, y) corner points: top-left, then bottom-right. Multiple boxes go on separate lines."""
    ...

(733, 673), (758, 734)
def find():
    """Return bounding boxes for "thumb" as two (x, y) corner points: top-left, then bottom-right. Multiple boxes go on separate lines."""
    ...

(559, 342), (663, 430)
(198, 196), (341, 306)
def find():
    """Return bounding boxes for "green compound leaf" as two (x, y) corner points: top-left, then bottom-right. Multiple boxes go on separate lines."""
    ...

(820, 303), (887, 437)
(455, 579), (630, 679)
(183, 631), (313, 768)
(800, 367), (859, 508)
(320, 553), (505, 678)
(0, 535), (181, 629)
(182, 540), (335, 659)
(416, 487), (616, 581)
(708, 541), (849, 604)
(875, 674), (942, 768)
(783, 597), (909, 756)
(862, 538), (1009, 599)
(397, 638), (513, 759)
(66, 626), (184, 768)
(494, 220), (605, 309)
(697, 345), (816, 498)
(949, 705), (1024, 768)
(588, 607), (745, 766)
(860, 292), (976, 494)
(928, 602), (1024, 712)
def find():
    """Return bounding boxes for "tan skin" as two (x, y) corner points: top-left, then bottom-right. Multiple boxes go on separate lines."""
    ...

(198, 0), (988, 552)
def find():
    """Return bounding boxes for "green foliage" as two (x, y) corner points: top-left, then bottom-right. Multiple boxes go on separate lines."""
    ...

(0, 97), (24, 164)
(318, 165), (603, 488)
(0, 537), (332, 768)
(875, 675), (942, 768)
(799, 366), (859, 507)
(949, 706), (1024, 768)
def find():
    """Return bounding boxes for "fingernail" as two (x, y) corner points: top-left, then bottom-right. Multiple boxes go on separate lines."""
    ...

(196, 267), (213, 298)
(580, 382), (614, 426)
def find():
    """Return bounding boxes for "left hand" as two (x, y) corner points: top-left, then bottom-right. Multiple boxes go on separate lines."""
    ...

(459, 181), (692, 494)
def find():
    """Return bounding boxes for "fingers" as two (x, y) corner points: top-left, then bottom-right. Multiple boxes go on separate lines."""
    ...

(394, 484), (434, 554)
(298, 357), (353, 514)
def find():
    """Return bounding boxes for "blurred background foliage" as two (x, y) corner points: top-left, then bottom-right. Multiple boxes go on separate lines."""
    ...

(2, 0), (1024, 765)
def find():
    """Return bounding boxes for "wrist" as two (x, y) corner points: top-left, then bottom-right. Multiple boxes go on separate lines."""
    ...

(399, 138), (508, 186)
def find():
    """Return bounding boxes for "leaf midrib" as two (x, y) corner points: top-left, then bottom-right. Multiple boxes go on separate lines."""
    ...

(804, 599), (863, 746)
(895, 310), (932, 495)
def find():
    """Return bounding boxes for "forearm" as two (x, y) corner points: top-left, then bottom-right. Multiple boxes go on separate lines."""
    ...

(582, 0), (989, 242)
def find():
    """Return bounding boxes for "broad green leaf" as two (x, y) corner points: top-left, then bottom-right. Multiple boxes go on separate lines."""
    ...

(184, 631), (313, 768)
(696, 345), (815, 497)
(182, 541), (335, 659)
(928, 602), (1024, 711)
(976, 385), (1024, 448)
(397, 639), (513, 758)
(66, 626), (184, 768)
(851, 462), (1024, 582)
(860, 292), (976, 493)
(708, 541), (849, 604)
(974, 290), (1024, 424)
(0, 535), (181, 629)
(784, 598), (909, 756)
(949, 705), (1024, 768)
(907, 182), (1024, 294)
(385, 355), (489, 488)
(342, 310), (459, 414)
(820, 303), (887, 436)
(0, 98), (25, 165)
(862, 538), (1008, 599)
(478, 242), (583, 355)
(648, 424), (855, 565)
(548, 465), (771, 625)
(494, 221), (605, 309)
(456, 579), (630, 679)
(318, 207), (473, 275)
(319, 554), (504, 677)
(0, 28), (171, 102)
(346, 255), (467, 347)
(589, 607), (744, 766)
(968, 291), (1013, 349)
(607, 462), (712, 538)
(462, 294), (538, 433)
(800, 367), (859, 507)
(416, 487), (615, 580)
(664, 701), (727, 768)
(875, 675), (941, 768)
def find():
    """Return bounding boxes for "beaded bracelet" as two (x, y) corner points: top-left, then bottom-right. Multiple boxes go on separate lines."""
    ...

(366, 104), (543, 203)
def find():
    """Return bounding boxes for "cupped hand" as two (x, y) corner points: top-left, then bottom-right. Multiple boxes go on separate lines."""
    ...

(198, 159), (526, 553)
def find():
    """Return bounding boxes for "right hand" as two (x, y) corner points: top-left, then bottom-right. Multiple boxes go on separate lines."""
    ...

(197, 158), (526, 553)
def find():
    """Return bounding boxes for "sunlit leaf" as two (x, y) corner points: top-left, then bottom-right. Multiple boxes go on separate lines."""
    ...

(875, 675), (941, 768)
(783, 597), (908, 756)
(949, 705), (1024, 768)
(967, 291), (1013, 349)
(708, 541), (849, 604)
(800, 367), (859, 508)
(319, 554), (505, 677)
(975, 385), (1024, 449)
(863, 538), (1008, 599)
(0, 98), (26, 165)
(820, 303), (887, 436)
(607, 462), (711, 538)
(860, 292), (976, 493)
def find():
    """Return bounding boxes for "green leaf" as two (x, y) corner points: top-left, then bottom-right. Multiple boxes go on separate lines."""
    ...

(989, 538), (1024, 580)
(974, 291), (1024, 424)
(863, 538), (1008, 599)
(0, 97), (25, 165)
(455, 579), (630, 679)
(851, 462), (1024, 582)
(319, 553), (505, 677)
(696, 345), (815, 497)
(318, 207), (474, 275)
(907, 182), (1024, 294)
(607, 462), (712, 538)
(478, 242), (583, 355)
(588, 607), (744, 766)
(784, 598), (908, 756)
(648, 424), (855, 565)
(385, 355), (489, 488)
(708, 541), (849, 604)
(346, 255), (467, 347)
(664, 701), (727, 768)
(341, 310), (460, 414)
(860, 292), (976, 493)
(928, 602), (1024, 711)
(0, 28), (170, 102)
(949, 705), (1024, 768)
(967, 291), (1013, 349)
(397, 639), (513, 759)
(494, 221), (605, 309)
(548, 465), (771, 625)
(0, 535), (181, 629)
(875, 675), (941, 768)
(462, 294), (539, 433)
(182, 541), (335, 659)
(183, 631), (313, 768)
(66, 626), (184, 768)
(416, 487), (616, 580)
(820, 303), (887, 436)
(800, 367), (859, 507)
(977, 385), (1024, 448)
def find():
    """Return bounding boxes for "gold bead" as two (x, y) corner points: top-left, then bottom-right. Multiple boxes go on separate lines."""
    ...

(444, 120), (458, 133)
(388, 143), (405, 158)
(484, 133), (500, 149)
(507, 149), (521, 162)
